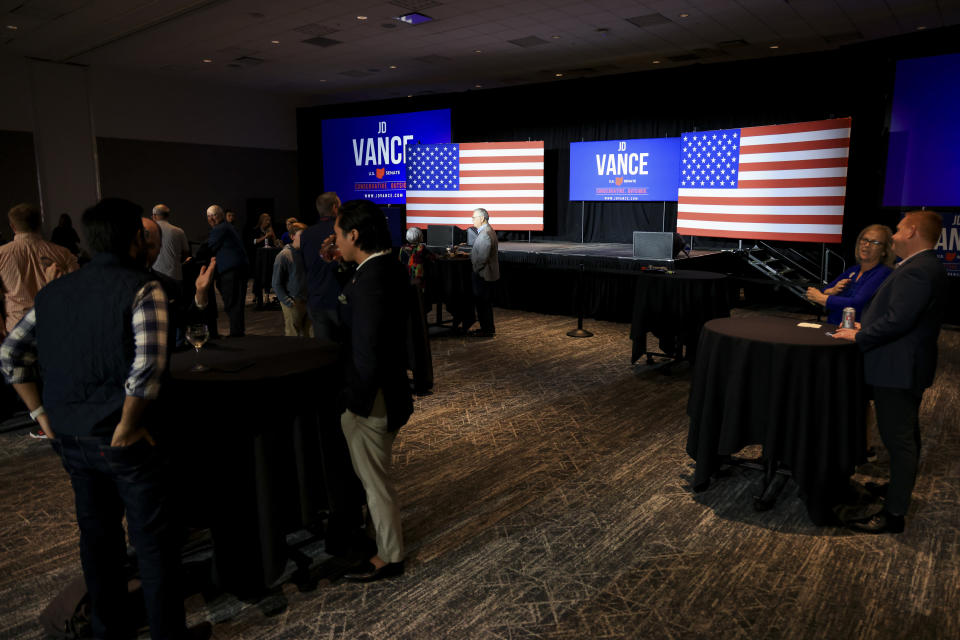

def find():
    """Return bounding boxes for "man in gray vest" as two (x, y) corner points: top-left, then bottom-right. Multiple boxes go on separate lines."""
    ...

(468, 208), (499, 337)
(1, 198), (205, 639)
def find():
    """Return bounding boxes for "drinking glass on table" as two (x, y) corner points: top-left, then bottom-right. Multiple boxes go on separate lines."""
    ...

(186, 324), (209, 372)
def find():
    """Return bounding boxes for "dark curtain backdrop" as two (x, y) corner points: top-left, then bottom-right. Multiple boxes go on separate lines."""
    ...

(0, 130), (40, 238)
(298, 26), (960, 263)
(98, 137), (298, 245)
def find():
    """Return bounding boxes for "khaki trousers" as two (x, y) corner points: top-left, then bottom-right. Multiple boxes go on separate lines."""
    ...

(340, 392), (404, 563)
(281, 300), (313, 337)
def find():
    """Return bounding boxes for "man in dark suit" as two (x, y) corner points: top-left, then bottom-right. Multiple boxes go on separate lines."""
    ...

(335, 199), (413, 581)
(834, 209), (948, 533)
(205, 204), (248, 337)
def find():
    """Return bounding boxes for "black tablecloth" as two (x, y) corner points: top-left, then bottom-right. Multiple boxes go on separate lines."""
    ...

(424, 255), (475, 327)
(686, 316), (867, 524)
(630, 270), (731, 363)
(163, 335), (337, 595)
(253, 246), (281, 296)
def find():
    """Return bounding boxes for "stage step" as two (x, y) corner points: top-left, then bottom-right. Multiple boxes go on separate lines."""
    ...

(738, 242), (824, 304)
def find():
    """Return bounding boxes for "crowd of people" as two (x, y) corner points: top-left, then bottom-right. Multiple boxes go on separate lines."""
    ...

(0, 197), (949, 637)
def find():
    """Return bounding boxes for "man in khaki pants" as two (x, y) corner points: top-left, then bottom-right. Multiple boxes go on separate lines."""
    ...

(334, 200), (414, 581)
(272, 223), (312, 337)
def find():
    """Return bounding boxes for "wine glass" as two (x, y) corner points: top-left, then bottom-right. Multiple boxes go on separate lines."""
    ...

(185, 324), (209, 372)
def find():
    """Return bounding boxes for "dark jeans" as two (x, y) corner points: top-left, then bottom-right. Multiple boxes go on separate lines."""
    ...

(217, 266), (247, 337)
(308, 306), (341, 344)
(872, 386), (924, 516)
(54, 436), (186, 640)
(471, 272), (497, 333)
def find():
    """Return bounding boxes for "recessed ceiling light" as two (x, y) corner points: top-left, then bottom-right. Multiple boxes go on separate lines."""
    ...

(551, 35), (560, 39)
(407, 94), (413, 98)
(202, 58), (213, 63)
(319, 79), (327, 82)
(357, 15), (368, 21)
(6, 24), (18, 30)
(271, 40), (280, 44)
(389, 65), (398, 69)
(474, 49), (482, 53)
(769, 44), (779, 49)
(652, 59), (661, 64)
(679, 13), (689, 18)
(916, 25), (926, 31)
(555, 72), (564, 77)
(475, 83), (482, 88)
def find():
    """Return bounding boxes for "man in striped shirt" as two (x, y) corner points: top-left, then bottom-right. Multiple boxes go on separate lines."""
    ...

(1, 198), (198, 640)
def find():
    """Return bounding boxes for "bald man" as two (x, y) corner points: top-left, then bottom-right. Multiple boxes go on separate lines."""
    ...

(151, 204), (190, 281)
(206, 205), (248, 337)
(833, 210), (949, 534)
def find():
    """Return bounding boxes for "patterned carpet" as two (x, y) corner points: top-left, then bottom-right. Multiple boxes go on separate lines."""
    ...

(1, 297), (958, 639)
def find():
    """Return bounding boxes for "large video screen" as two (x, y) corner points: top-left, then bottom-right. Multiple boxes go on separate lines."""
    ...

(883, 53), (960, 208)
(569, 138), (680, 201)
(321, 109), (451, 204)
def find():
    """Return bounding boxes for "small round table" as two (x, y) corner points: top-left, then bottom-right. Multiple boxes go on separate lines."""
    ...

(164, 336), (338, 595)
(630, 270), (731, 364)
(685, 316), (867, 524)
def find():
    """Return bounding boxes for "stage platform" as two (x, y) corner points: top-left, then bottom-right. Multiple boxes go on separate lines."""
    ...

(498, 241), (726, 271)
(485, 242), (742, 323)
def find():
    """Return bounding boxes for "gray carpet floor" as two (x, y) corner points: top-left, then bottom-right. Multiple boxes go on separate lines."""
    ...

(1, 298), (958, 639)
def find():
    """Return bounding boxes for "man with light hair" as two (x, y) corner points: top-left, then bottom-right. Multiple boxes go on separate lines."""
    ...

(467, 208), (499, 337)
(833, 209), (949, 534)
(206, 204), (248, 337)
(150, 204), (191, 281)
(0, 203), (78, 337)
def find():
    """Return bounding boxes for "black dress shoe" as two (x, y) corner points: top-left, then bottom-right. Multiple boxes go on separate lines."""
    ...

(848, 510), (905, 534)
(343, 560), (404, 582)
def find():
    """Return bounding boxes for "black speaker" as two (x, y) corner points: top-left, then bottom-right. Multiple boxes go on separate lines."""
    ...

(426, 224), (454, 246)
(632, 231), (674, 259)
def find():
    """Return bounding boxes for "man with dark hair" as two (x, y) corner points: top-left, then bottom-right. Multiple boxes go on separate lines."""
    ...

(335, 199), (413, 581)
(206, 204), (248, 337)
(834, 209), (949, 534)
(0, 203), (78, 337)
(0, 198), (202, 639)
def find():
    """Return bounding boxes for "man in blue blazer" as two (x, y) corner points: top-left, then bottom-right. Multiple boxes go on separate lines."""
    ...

(206, 205), (249, 337)
(834, 210), (948, 533)
(335, 199), (413, 581)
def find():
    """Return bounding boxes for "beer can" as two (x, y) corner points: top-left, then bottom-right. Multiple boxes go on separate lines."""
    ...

(841, 307), (856, 329)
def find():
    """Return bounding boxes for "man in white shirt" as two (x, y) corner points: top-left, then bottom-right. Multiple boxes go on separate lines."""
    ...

(150, 204), (191, 281)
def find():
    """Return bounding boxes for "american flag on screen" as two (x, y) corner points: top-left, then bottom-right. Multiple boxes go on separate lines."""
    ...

(405, 141), (544, 231)
(677, 117), (851, 243)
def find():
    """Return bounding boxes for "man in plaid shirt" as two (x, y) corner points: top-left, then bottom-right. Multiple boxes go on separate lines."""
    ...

(1, 198), (201, 640)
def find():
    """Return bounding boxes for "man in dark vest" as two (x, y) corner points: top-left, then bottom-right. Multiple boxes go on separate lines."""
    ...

(0, 198), (200, 639)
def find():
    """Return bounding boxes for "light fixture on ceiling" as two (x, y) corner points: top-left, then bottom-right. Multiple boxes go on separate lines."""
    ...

(271, 40), (280, 44)
(551, 35), (560, 39)
(555, 72), (564, 77)
(473, 49), (482, 53)
(397, 12), (433, 25)
(652, 59), (661, 64)
(202, 58), (213, 63)
(407, 94), (413, 97)
(769, 44), (779, 49)
(679, 13), (689, 18)
(319, 79), (327, 82)
(475, 83), (482, 88)
(916, 25), (926, 30)
(5, 24), (18, 30)
(389, 65), (398, 69)
(357, 15), (368, 21)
